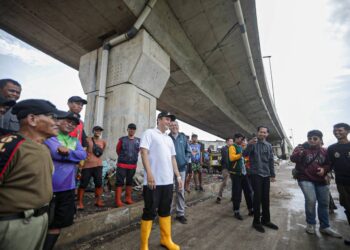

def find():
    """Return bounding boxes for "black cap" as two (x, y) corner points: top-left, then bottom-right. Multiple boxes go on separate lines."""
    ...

(307, 130), (323, 138)
(12, 99), (62, 120)
(234, 133), (245, 139)
(68, 96), (87, 105)
(93, 125), (104, 131)
(157, 111), (176, 121)
(0, 95), (16, 107)
(127, 123), (137, 129)
(58, 111), (81, 125)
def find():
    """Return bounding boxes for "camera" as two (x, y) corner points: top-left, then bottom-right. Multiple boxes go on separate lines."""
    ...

(302, 142), (310, 149)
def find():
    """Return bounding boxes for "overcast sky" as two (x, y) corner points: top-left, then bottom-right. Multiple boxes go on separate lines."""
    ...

(0, 0), (349, 146)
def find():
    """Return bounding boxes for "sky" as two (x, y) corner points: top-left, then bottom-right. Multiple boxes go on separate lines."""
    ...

(0, 0), (349, 146)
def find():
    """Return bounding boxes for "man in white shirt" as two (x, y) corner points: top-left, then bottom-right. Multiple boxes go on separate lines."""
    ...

(139, 111), (182, 250)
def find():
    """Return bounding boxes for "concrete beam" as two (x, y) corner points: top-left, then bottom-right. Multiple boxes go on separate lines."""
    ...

(122, 0), (256, 135)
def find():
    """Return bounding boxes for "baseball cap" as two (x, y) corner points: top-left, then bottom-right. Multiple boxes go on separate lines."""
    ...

(93, 125), (104, 131)
(57, 111), (81, 125)
(12, 99), (62, 120)
(157, 111), (176, 121)
(68, 96), (87, 105)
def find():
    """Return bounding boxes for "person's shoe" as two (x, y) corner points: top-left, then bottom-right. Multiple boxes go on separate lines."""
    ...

(234, 212), (243, 220)
(262, 221), (279, 230)
(319, 227), (342, 238)
(344, 239), (350, 245)
(199, 186), (205, 192)
(252, 223), (265, 233)
(94, 187), (105, 207)
(115, 186), (124, 207)
(125, 186), (134, 205)
(175, 216), (187, 224)
(248, 209), (254, 216)
(305, 224), (316, 234)
(195, 186), (199, 191)
(140, 220), (153, 250)
(159, 216), (180, 250)
(216, 197), (221, 204)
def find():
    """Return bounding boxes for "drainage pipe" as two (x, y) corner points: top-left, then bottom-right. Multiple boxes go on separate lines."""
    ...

(95, 0), (158, 127)
(233, 0), (282, 138)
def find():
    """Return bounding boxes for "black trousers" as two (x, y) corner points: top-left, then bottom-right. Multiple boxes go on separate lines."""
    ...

(116, 167), (136, 187)
(142, 184), (173, 220)
(79, 166), (103, 189)
(251, 174), (271, 224)
(49, 189), (75, 229)
(231, 174), (253, 212)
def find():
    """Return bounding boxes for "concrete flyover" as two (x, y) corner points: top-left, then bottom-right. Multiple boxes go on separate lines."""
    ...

(0, 0), (292, 156)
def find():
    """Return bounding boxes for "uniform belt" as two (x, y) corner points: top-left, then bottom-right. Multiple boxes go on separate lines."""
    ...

(0, 205), (49, 221)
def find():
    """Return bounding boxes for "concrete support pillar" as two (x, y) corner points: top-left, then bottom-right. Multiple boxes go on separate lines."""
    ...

(79, 29), (170, 163)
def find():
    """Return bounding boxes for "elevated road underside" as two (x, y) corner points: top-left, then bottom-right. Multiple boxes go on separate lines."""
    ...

(0, 0), (290, 148)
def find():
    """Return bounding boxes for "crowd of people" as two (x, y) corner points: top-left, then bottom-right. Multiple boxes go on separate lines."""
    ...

(0, 77), (349, 249)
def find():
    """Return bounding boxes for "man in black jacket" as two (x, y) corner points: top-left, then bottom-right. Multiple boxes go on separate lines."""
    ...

(244, 126), (278, 233)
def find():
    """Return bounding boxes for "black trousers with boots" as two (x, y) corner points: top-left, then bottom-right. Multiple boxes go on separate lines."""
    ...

(251, 174), (270, 224)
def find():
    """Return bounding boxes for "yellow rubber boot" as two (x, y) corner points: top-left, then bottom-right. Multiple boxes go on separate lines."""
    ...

(159, 216), (180, 250)
(140, 220), (153, 250)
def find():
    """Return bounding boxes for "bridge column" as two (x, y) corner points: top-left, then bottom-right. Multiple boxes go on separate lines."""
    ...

(79, 29), (170, 162)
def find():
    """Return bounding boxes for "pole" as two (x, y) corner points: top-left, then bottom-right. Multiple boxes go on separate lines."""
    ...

(263, 56), (275, 106)
(290, 128), (295, 147)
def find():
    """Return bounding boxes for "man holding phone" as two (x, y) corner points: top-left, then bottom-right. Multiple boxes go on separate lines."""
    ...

(244, 126), (278, 233)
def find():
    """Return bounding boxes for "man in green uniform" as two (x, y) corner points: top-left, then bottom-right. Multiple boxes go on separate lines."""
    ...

(0, 99), (61, 250)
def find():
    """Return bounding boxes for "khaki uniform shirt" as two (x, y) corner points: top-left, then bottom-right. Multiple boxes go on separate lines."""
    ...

(0, 135), (54, 215)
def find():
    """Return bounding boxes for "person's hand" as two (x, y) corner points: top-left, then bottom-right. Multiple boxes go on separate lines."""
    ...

(57, 146), (69, 155)
(147, 174), (156, 190)
(317, 168), (325, 176)
(270, 177), (276, 182)
(177, 177), (183, 191)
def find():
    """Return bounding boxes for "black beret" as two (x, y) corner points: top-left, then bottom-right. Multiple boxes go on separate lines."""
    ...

(68, 96), (87, 105)
(12, 99), (61, 120)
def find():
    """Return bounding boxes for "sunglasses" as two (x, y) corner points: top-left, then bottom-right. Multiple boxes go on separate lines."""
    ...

(307, 137), (320, 141)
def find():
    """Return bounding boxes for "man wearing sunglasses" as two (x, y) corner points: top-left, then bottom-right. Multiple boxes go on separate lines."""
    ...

(0, 99), (62, 250)
(328, 123), (350, 245)
(43, 112), (87, 250)
(291, 130), (341, 237)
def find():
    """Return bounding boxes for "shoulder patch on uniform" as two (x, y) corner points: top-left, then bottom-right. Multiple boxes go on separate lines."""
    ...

(0, 134), (25, 179)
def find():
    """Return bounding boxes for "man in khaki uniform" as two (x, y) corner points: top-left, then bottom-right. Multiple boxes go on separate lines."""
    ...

(0, 99), (62, 250)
